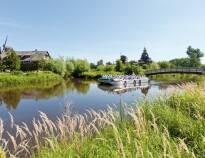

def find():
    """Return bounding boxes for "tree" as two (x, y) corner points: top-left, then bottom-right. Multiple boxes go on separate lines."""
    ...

(158, 61), (171, 69)
(115, 59), (124, 72)
(64, 60), (74, 78)
(90, 63), (97, 69)
(73, 59), (90, 77)
(97, 60), (103, 66)
(120, 55), (128, 64)
(169, 58), (190, 68)
(186, 46), (204, 67)
(96, 65), (105, 71)
(138, 47), (152, 64)
(3, 48), (20, 71)
(105, 64), (115, 71)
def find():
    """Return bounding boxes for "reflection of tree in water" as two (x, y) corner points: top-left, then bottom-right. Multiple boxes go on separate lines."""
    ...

(140, 87), (150, 96)
(66, 79), (90, 95)
(0, 91), (21, 109)
(0, 83), (66, 109)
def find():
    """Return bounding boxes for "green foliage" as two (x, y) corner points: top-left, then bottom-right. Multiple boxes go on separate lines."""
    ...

(2, 49), (20, 71)
(64, 60), (74, 78)
(96, 65), (105, 71)
(97, 59), (103, 66)
(158, 61), (171, 69)
(0, 71), (62, 88)
(120, 55), (128, 64)
(145, 62), (160, 70)
(72, 59), (90, 77)
(0, 148), (5, 158)
(115, 59), (125, 72)
(34, 84), (205, 158)
(169, 46), (204, 68)
(124, 64), (144, 75)
(170, 58), (190, 68)
(41, 59), (65, 76)
(105, 64), (115, 71)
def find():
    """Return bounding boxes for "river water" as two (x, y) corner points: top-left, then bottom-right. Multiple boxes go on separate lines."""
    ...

(0, 79), (175, 130)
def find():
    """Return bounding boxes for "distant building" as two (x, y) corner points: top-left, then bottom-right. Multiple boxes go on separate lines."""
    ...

(0, 48), (51, 62)
(0, 37), (51, 63)
(16, 49), (51, 63)
(138, 47), (152, 64)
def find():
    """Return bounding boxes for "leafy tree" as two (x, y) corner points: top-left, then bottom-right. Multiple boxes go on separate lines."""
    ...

(158, 61), (171, 69)
(120, 55), (128, 64)
(186, 46), (204, 67)
(90, 63), (97, 69)
(146, 62), (160, 70)
(138, 47), (152, 64)
(73, 59), (90, 77)
(97, 60), (103, 66)
(170, 58), (190, 68)
(42, 58), (65, 76)
(96, 65), (105, 71)
(3, 49), (20, 71)
(115, 59), (124, 72)
(105, 64), (115, 71)
(64, 60), (74, 78)
(106, 61), (112, 65)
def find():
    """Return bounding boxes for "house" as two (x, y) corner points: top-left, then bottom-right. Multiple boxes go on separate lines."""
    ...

(16, 49), (51, 63)
(0, 48), (51, 63)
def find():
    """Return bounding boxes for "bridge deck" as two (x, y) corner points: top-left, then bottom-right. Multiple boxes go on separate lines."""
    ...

(145, 68), (205, 75)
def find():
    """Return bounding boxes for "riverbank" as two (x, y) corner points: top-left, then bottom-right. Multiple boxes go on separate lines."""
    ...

(149, 73), (205, 82)
(33, 83), (205, 158)
(0, 83), (204, 157)
(0, 71), (63, 89)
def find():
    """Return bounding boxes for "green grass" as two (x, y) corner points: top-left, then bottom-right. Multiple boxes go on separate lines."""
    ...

(0, 71), (63, 89)
(33, 84), (205, 158)
(150, 73), (205, 82)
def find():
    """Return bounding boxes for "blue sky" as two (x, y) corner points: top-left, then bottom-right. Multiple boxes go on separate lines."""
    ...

(0, 0), (205, 63)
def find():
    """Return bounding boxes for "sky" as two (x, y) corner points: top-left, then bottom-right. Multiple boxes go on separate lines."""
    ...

(0, 0), (205, 63)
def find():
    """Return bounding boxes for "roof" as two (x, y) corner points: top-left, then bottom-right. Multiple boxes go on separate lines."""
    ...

(16, 50), (50, 57)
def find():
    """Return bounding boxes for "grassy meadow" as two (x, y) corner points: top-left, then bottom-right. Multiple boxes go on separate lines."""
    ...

(0, 83), (204, 157)
(0, 71), (63, 89)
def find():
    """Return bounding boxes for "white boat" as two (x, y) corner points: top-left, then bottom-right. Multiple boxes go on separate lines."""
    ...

(98, 75), (150, 86)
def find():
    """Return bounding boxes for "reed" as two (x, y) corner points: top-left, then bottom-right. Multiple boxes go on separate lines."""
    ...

(0, 83), (204, 158)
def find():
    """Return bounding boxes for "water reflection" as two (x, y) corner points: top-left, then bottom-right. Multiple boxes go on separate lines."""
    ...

(0, 79), (93, 109)
(98, 83), (150, 96)
(0, 79), (159, 110)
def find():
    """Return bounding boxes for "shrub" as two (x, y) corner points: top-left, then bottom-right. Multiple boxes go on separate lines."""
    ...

(42, 59), (65, 76)
(72, 59), (90, 77)
(0, 147), (5, 158)
(2, 49), (20, 71)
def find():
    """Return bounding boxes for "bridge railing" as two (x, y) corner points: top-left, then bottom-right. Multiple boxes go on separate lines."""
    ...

(145, 68), (204, 75)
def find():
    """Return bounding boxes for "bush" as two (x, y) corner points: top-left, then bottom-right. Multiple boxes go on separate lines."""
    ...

(0, 147), (5, 158)
(64, 60), (74, 78)
(96, 65), (105, 71)
(158, 61), (171, 69)
(72, 59), (90, 77)
(2, 49), (20, 71)
(42, 59), (65, 76)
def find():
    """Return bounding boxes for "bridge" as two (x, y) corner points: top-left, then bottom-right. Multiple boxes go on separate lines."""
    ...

(145, 68), (205, 76)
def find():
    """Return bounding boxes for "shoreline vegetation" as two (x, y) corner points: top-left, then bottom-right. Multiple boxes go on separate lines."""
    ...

(0, 83), (204, 157)
(0, 71), (63, 89)
(0, 46), (204, 82)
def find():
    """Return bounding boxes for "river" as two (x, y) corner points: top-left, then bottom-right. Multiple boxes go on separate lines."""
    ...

(0, 79), (176, 131)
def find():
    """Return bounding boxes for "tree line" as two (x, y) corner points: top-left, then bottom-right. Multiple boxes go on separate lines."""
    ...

(0, 46), (204, 78)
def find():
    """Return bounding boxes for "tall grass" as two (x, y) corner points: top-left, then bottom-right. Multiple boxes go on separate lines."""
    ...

(0, 83), (204, 157)
(0, 71), (63, 89)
